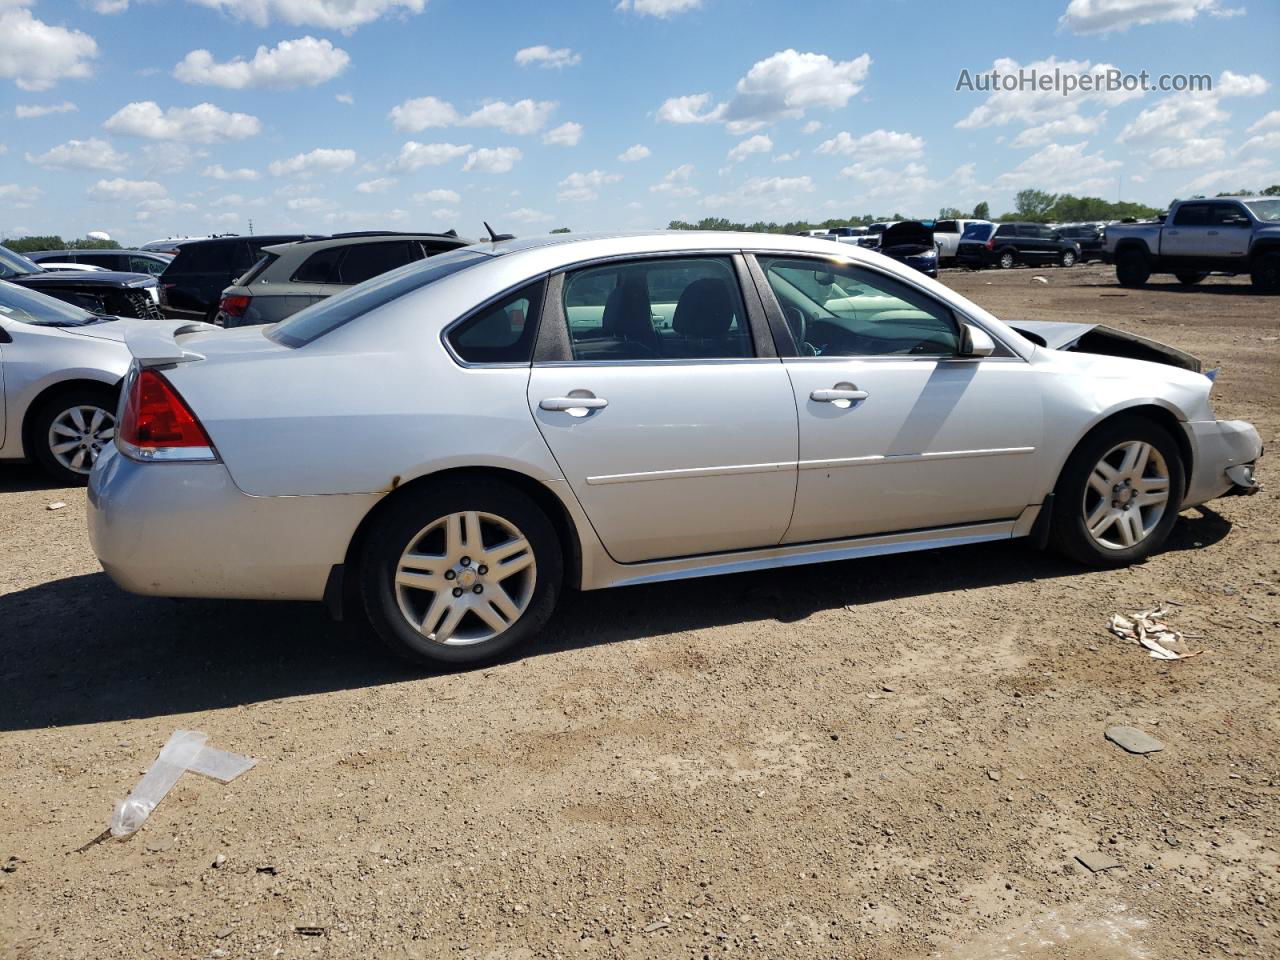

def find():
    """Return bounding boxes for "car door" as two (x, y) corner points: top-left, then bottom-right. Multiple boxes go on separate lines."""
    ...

(751, 254), (1044, 543)
(527, 254), (799, 564)
(1208, 202), (1252, 260)
(1017, 224), (1048, 262)
(1163, 202), (1213, 258)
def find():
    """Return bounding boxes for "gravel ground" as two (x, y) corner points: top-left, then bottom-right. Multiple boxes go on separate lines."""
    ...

(1, 262), (1277, 960)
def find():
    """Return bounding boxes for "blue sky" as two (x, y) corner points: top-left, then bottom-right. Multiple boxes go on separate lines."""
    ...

(1, 0), (1278, 244)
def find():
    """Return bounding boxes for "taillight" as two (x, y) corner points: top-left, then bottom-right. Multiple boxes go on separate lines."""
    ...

(219, 294), (250, 318)
(117, 367), (217, 462)
(985, 236), (995, 250)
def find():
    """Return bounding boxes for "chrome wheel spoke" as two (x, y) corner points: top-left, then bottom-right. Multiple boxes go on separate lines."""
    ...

(69, 407), (87, 432)
(1088, 507), (1118, 539)
(486, 536), (531, 565)
(51, 422), (79, 439)
(1119, 441), (1149, 476)
(431, 602), (467, 644)
(88, 408), (105, 434)
(51, 440), (80, 455)
(70, 449), (87, 471)
(396, 570), (442, 591)
(1135, 490), (1168, 508)
(487, 583), (520, 622)
(461, 511), (481, 552)
(400, 551), (446, 574)
(472, 599), (510, 633)
(417, 592), (451, 637)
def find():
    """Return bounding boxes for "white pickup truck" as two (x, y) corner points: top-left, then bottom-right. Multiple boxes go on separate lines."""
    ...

(1104, 196), (1280, 291)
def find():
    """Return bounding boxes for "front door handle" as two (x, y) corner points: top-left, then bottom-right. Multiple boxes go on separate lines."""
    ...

(540, 395), (608, 417)
(811, 384), (869, 407)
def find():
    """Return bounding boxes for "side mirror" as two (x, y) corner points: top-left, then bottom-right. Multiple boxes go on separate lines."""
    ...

(958, 323), (995, 358)
(813, 270), (836, 285)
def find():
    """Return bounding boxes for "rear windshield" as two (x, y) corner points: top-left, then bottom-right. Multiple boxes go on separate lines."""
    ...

(961, 223), (994, 241)
(268, 247), (490, 347)
(0, 279), (100, 326)
(237, 253), (277, 286)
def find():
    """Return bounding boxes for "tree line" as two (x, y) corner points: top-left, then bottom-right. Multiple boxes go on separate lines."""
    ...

(2, 235), (122, 253)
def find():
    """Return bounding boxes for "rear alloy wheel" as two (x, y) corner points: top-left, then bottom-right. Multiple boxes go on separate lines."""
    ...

(31, 387), (117, 485)
(1115, 249), (1150, 288)
(1250, 253), (1280, 293)
(360, 479), (562, 666)
(1050, 417), (1184, 568)
(998, 251), (1016, 269)
(1176, 272), (1208, 285)
(1059, 250), (1077, 268)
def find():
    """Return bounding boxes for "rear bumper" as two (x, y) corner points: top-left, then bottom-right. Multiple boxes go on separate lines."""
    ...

(1182, 419), (1263, 507)
(87, 447), (381, 601)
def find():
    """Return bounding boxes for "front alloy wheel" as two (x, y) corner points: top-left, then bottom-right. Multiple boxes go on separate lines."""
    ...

(361, 478), (562, 666)
(1060, 250), (1077, 267)
(998, 251), (1016, 269)
(1081, 441), (1170, 550)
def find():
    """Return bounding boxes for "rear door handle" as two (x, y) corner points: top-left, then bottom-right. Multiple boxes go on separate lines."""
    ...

(811, 385), (869, 405)
(540, 395), (608, 416)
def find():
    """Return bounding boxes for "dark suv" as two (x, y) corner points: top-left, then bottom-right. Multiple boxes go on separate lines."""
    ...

(956, 222), (1081, 269)
(1055, 224), (1105, 262)
(159, 234), (314, 320)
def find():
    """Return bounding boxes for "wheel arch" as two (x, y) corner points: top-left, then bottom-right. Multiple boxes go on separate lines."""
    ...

(1112, 239), (1152, 260)
(19, 376), (122, 461)
(337, 465), (585, 619)
(1048, 403), (1192, 505)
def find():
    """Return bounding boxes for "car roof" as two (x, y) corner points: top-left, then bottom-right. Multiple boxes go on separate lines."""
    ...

(27, 248), (173, 257)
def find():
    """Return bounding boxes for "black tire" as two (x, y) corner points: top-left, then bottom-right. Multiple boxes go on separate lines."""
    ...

(359, 477), (563, 667)
(1251, 253), (1280, 293)
(29, 384), (119, 486)
(1049, 416), (1185, 569)
(997, 250), (1016, 269)
(1115, 249), (1150, 287)
(1175, 272), (1208, 286)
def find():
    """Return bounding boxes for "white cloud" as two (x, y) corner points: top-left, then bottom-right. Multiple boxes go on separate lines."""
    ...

(1217, 70), (1269, 98)
(557, 169), (621, 202)
(1011, 113), (1105, 147)
(286, 196), (337, 212)
(389, 95), (458, 132)
(702, 175), (814, 211)
(515, 45), (580, 69)
(801, 120), (822, 134)
(726, 134), (772, 164)
(1147, 138), (1228, 168)
(93, 0), (131, 13)
(1238, 130), (1280, 155)
(104, 101), (261, 143)
(543, 121), (582, 146)
(189, 0), (426, 31)
(1180, 155), (1280, 196)
(1060, 0), (1234, 35)
(26, 137), (127, 171)
(994, 141), (1121, 192)
(430, 207), (457, 220)
(650, 163), (697, 197)
(393, 140), (470, 171)
(774, 151), (796, 162)
(1117, 70), (1266, 149)
(616, 0), (701, 17)
(463, 99), (556, 135)
(210, 192), (246, 207)
(414, 188), (460, 204)
(816, 129), (924, 163)
(507, 207), (552, 223)
(463, 146), (521, 173)
(658, 50), (871, 134)
(322, 207), (409, 227)
(335, 91), (353, 104)
(14, 100), (76, 118)
(356, 176), (397, 194)
(203, 163), (259, 180)
(268, 147), (356, 176)
(174, 36), (349, 89)
(138, 141), (204, 175)
(618, 143), (651, 162)
(1246, 110), (1280, 135)
(88, 177), (167, 202)
(0, 3), (98, 91)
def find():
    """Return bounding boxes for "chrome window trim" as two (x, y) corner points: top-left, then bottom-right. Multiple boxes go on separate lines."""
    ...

(533, 356), (783, 369)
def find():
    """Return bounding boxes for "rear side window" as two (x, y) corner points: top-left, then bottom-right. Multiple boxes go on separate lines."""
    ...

(79, 252), (123, 269)
(338, 242), (415, 285)
(934, 220), (958, 233)
(269, 247), (490, 347)
(173, 242), (234, 272)
(239, 253), (278, 285)
(292, 247), (342, 283)
(961, 223), (993, 241)
(1173, 203), (1210, 226)
(994, 224), (1015, 237)
(128, 255), (167, 275)
(446, 280), (544, 364)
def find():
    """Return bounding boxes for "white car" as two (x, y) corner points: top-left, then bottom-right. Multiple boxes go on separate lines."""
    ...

(0, 281), (133, 483)
(87, 232), (1261, 666)
(933, 218), (991, 262)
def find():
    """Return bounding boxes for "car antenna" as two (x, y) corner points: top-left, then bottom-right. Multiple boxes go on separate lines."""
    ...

(483, 221), (515, 243)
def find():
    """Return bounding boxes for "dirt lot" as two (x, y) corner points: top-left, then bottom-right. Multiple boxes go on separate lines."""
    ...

(1, 262), (1277, 960)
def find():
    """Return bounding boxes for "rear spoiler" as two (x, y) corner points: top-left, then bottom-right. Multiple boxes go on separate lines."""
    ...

(125, 321), (207, 367)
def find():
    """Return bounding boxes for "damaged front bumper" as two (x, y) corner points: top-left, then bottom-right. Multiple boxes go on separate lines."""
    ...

(1182, 419), (1263, 506)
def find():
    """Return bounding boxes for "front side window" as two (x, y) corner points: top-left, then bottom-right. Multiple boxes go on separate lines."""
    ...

(129, 255), (166, 275)
(758, 256), (960, 358)
(446, 281), (544, 364)
(1210, 203), (1248, 226)
(561, 256), (752, 361)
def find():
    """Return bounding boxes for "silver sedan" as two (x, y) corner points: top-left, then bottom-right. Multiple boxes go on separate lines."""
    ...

(88, 232), (1262, 665)
(0, 281), (133, 484)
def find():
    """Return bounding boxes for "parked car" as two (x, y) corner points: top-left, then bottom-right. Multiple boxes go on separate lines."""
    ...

(27, 249), (174, 276)
(825, 226), (868, 239)
(856, 222), (897, 250)
(27, 261), (110, 273)
(876, 221), (938, 278)
(0, 245), (164, 320)
(956, 222), (1081, 269)
(160, 234), (315, 320)
(139, 236), (219, 256)
(215, 231), (471, 327)
(932, 219), (990, 262)
(1103, 197), (1280, 291)
(0, 280), (134, 484)
(1053, 224), (1105, 263)
(88, 232), (1260, 668)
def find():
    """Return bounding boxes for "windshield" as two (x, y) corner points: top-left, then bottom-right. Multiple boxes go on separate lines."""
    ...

(268, 246), (490, 347)
(1245, 199), (1280, 222)
(961, 223), (994, 240)
(0, 245), (43, 279)
(0, 280), (101, 326)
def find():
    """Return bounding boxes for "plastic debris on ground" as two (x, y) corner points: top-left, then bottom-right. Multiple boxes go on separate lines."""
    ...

(1107, 605), (1205, 660)
(109, 730), (257, 838)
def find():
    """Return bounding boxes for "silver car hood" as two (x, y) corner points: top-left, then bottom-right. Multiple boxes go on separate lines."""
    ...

(1010, 320), (1202, 373)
